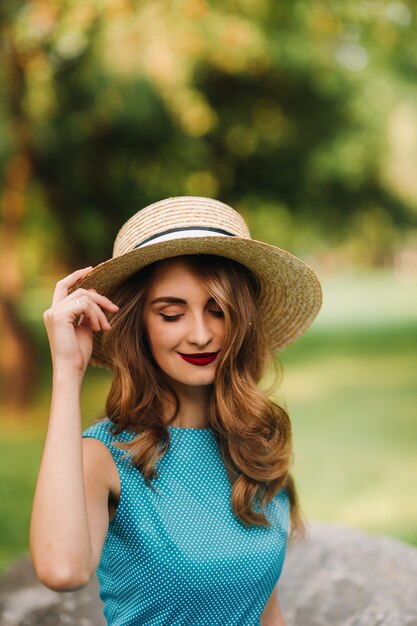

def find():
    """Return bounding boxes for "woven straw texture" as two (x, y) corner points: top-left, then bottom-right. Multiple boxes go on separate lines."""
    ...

(114, 197), (250, 256)
(70, 196), (322, 368)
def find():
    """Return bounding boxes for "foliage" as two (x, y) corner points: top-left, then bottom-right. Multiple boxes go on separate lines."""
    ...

(1, 1), (417, 403)
(1, 0), (417, 272)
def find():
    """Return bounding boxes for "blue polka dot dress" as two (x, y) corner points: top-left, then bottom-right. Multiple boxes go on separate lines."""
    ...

(82, 418), (290, 625)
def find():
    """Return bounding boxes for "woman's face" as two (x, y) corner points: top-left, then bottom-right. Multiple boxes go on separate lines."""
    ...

(143, 258), (226, 391)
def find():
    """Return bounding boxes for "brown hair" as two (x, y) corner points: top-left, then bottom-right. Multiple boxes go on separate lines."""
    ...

(101, 254), (303, 534)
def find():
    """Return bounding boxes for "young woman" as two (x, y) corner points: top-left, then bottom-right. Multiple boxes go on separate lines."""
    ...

(30, 196), (322, 625)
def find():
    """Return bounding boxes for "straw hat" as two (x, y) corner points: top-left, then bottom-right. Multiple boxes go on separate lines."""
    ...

(70, 196), (322, 368)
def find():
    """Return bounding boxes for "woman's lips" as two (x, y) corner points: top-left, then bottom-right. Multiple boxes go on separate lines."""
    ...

(178, 352), (220, 366)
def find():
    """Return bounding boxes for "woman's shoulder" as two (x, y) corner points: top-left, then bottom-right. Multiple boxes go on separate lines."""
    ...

(82, 417), (134, 445)
(82, 418), (137, 467)
(82, 416), (114, 441)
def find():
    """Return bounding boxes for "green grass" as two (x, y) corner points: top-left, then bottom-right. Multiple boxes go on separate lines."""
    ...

(279, 271), (417, 545)
(0, 436), (44, 572)
(1, 271), (416, 577)
(280, 324), (417, 545)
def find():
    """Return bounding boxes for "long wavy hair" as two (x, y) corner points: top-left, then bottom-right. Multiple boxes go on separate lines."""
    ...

(101, 254), (303, 534)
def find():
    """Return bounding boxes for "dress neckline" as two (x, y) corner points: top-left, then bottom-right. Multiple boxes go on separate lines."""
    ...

(167, 425), (213, 433)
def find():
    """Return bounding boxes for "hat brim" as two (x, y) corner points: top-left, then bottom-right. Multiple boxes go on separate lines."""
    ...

(70, 236), (322, 368)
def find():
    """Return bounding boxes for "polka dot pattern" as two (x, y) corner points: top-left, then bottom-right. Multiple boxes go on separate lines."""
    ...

(82, 418), (290, 625)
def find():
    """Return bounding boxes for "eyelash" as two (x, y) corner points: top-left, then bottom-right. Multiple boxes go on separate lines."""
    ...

(160, 314), (181, 322)
(160, 311), (224, 322)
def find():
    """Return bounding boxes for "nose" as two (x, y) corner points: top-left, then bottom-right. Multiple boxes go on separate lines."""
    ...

(187, 312), (214, 347)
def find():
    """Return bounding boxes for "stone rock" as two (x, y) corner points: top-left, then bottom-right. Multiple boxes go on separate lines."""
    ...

(1, 523), (416, 625)
(0, 558), (105, 626)
(279, 523), (417, 626)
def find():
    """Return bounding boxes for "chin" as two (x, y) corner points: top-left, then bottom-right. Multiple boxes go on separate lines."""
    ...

(166, 373), (216, 390)
(180, 377), (215, 388)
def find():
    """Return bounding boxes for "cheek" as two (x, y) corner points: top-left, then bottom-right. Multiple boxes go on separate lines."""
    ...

(216, 319), (227, 343)
(147, 320), (182, 351)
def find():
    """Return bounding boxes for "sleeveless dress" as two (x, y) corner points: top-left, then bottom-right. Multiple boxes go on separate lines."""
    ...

(82, 418), (290, 626)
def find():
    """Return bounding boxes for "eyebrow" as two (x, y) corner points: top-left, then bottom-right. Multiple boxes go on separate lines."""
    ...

(150, 296), (216, 305)
(150, 297), (186, 305)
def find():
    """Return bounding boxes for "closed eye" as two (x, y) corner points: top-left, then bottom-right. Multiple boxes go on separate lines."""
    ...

(209, 309), (224, 318)
(160, 313), (183, 322)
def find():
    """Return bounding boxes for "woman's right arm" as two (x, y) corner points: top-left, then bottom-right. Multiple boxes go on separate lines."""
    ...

(29, 267), (119, 591)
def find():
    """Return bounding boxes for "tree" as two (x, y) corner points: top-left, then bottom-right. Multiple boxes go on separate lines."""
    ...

(1, 0), (416, 405)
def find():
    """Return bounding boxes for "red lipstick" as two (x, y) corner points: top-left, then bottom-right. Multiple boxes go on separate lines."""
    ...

(178, 352), (220, 366)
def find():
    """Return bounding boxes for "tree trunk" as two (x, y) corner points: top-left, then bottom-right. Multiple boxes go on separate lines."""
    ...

(0, 34), (38, 408)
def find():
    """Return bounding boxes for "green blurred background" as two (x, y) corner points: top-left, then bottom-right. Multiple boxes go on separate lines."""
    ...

(0, 0), (416, 577)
